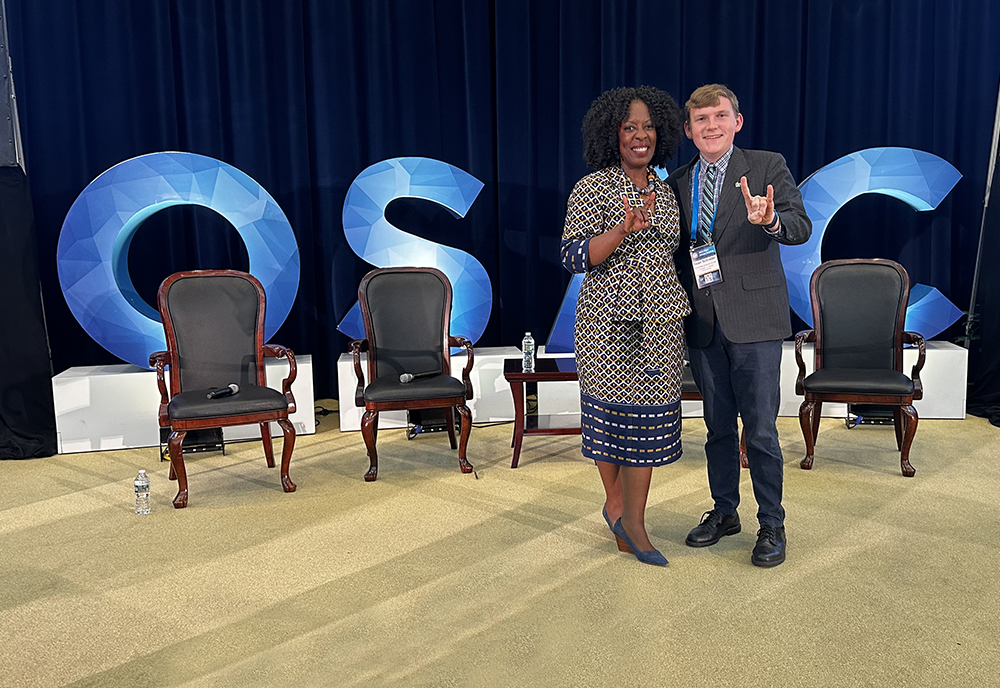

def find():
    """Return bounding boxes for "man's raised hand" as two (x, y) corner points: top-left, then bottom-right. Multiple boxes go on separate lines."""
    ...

(740, 176), (775, 226)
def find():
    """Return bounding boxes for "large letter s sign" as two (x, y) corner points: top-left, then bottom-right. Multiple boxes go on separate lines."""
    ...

(336, 157), (492, 344)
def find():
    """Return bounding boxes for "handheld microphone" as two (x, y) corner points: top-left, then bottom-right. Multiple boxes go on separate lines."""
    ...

(399, 371), (439, 384)
(207, 383), (239, 399)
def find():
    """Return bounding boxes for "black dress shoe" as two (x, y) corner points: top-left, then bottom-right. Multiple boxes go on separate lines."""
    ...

(751, 524), (786, 567)
(685, 510), (741, 547)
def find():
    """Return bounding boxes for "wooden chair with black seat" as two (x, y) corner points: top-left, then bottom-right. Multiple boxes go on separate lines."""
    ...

(149, 270), (298, 508)
(793, 258), (925, 476)
(348, 266), (475, 482)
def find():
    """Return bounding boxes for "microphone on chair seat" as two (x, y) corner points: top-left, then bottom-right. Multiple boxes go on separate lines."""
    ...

(207, 383), (240, 399)
(399, 371), (439, 384)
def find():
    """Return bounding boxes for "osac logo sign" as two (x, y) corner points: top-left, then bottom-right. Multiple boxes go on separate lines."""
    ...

(57, 148), (962, 367)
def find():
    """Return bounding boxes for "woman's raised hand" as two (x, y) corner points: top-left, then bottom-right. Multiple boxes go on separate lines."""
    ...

(620, 192), (656, 235)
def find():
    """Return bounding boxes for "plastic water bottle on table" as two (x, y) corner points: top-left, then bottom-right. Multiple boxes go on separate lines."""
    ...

(522, 332), (535, 372)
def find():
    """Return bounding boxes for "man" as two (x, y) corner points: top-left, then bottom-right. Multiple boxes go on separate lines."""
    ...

(668, 84), (811, 567)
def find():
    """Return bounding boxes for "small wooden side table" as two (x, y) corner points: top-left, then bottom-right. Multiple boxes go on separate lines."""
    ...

(502, 358), (744, 469)
(503, 358), (580, 468)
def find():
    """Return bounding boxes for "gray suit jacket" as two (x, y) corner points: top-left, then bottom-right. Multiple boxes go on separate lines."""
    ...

(668, 147), (812, 347)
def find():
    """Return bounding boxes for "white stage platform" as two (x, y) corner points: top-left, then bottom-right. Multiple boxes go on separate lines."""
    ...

(53, 355), (316, 454)
(337, 342), (967, 431)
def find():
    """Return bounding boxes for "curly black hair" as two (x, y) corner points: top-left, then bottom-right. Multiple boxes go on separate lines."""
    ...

(581, 86), (682, 170)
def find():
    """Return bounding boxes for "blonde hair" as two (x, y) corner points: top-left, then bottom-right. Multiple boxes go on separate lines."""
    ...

(685, 84), (740, 124)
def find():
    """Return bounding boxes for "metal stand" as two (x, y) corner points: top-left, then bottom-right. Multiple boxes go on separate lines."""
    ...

(846, 404), (895, 429)
(159, 427), (225, 460)
(406, 409), (458, 440)
(966, 76), (1000, 345)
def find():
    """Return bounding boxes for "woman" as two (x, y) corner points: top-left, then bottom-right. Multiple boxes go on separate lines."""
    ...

(560, 86), (690, 566)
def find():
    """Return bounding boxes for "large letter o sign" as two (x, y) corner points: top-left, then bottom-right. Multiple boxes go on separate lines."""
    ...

(56, 152), (300, 368)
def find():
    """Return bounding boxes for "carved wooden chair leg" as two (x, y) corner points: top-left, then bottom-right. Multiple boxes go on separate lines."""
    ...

(261, 422), (276, 468)
(445, 407), (458, 450)
(811, 401), (822, 443)
(277, 418), (297, 492)
(739, 426), (748, 469)
(892, 407), (904, 450)
(168, 430), (189, 508)
(799, 400), (816, 470)
(362, 409), (380, 482)
(899, 405), (918, 477)
(456, 404), (474, 474)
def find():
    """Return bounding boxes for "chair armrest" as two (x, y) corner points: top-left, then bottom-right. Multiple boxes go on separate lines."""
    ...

(450, 335), (475, 399)
(263, 344), (298, 413)
(149, 351), (171, 427)
(903, 331), (926, 400)
(348, 339), (369, 407)
(793, 330), (816, 396)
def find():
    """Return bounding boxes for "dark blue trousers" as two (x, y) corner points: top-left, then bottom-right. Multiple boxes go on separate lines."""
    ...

(688, 319), (785, 528)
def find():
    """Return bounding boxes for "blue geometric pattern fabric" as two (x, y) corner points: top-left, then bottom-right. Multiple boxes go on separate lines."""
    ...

(56, 152), (299, 368)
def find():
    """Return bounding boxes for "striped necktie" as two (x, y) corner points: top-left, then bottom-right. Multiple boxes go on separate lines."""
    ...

(698, 163), (717, 245)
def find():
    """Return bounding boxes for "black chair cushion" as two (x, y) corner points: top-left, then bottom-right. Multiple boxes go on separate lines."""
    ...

(364, 374), (466, 403)
(365, 271), (447, 382)
(165, 275), (261, 391)
(815, 263), (904, 370)
(168, 385), (288, 420)
(803, 368), (914, 396)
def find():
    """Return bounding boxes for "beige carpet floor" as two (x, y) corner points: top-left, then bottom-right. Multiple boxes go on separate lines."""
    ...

(1, 406), (998, 687)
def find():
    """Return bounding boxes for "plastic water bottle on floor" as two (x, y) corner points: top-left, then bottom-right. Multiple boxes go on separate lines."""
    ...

(522, 332), (535, 372)
(134, 470), (150, 515)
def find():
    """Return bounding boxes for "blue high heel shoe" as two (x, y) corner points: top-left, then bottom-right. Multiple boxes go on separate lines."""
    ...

(603, 506), (632, 553)
(613, 518), (668, 566)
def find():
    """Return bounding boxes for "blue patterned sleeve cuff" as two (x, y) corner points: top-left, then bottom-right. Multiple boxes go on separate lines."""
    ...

(560, 237), (590, 273)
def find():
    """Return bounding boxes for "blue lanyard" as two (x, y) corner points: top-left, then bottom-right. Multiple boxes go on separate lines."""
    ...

(690, 160), (717, 244)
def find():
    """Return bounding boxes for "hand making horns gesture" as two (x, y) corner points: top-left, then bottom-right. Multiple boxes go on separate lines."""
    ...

(620, 192), (656, 236)
(740, 176), (776, 226)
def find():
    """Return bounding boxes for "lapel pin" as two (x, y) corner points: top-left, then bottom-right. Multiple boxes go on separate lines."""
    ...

(734, 182), (740, 188)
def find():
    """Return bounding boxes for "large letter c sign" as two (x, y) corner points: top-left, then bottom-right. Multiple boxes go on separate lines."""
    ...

(782, 147), (963, 337)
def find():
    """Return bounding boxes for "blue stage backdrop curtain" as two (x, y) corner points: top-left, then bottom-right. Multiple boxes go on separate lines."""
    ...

(5, 0), (1000, 405)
